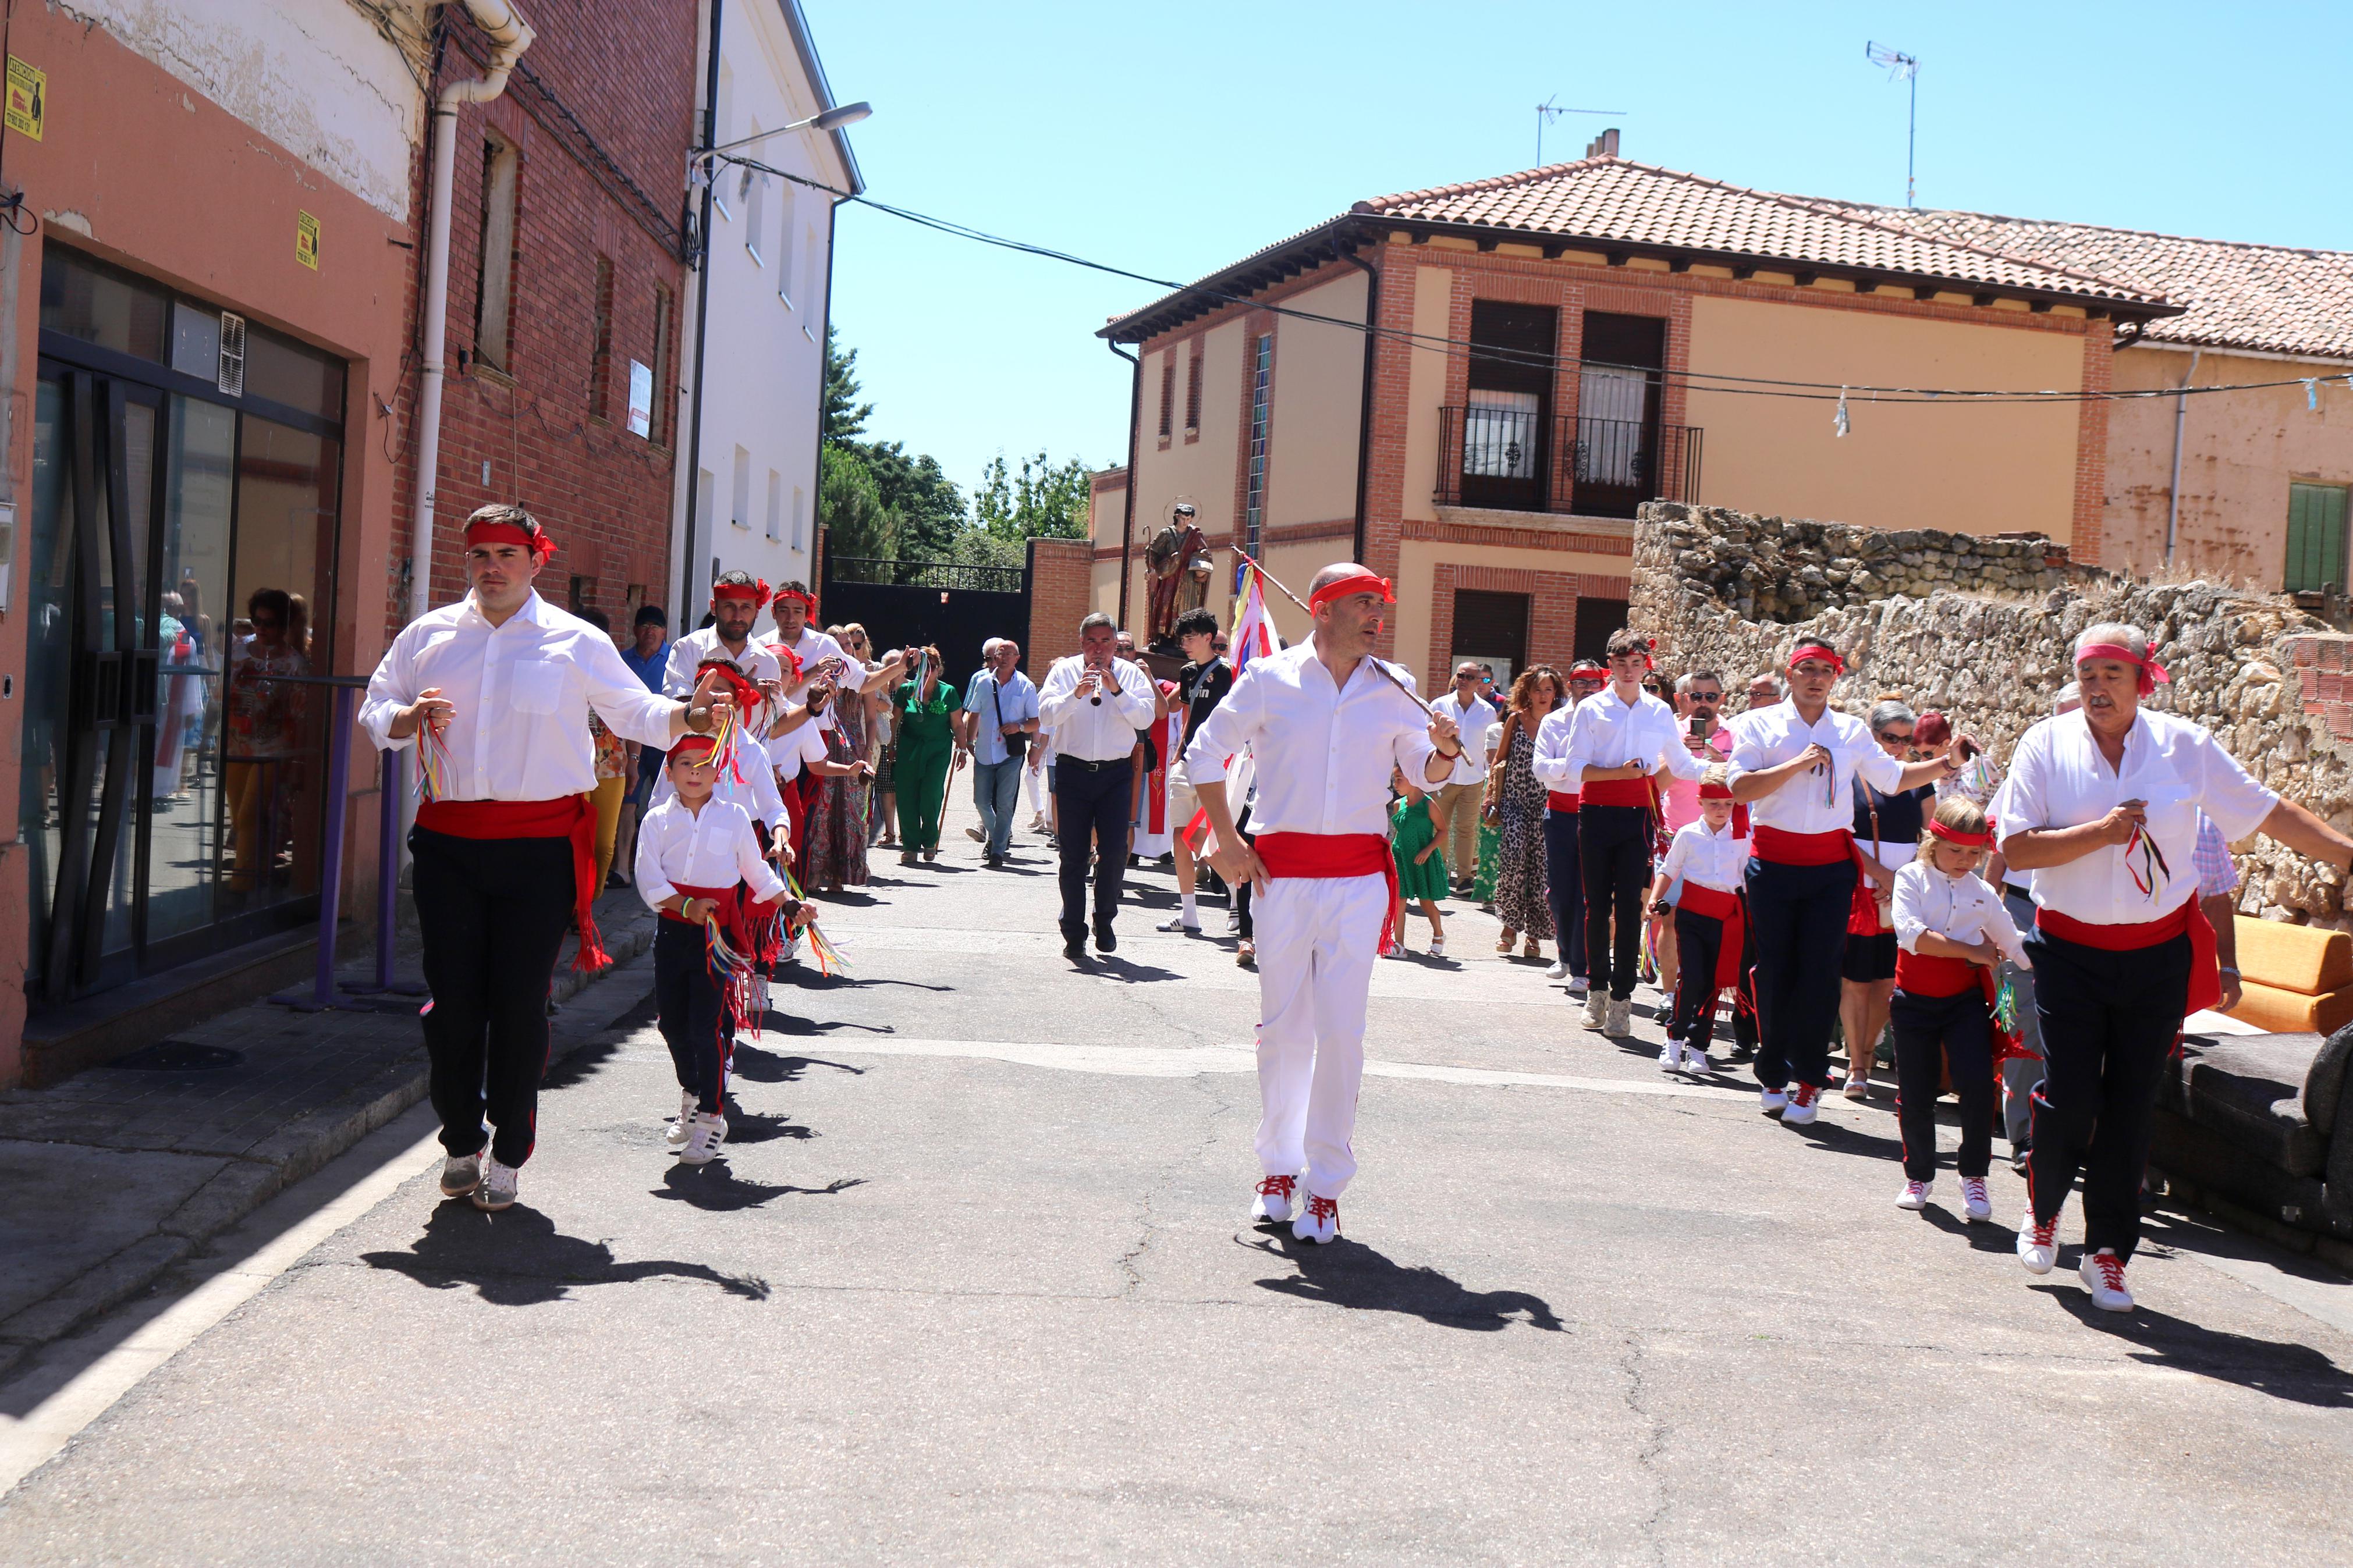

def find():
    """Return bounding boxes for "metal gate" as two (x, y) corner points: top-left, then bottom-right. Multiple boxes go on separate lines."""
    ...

(820, 546), (1031, 685)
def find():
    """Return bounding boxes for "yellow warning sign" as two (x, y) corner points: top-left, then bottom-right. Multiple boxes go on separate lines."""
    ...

(296, 210), (320, 271)
(5, 57), (44, 141)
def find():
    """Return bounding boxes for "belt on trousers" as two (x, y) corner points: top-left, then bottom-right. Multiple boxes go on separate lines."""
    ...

(1254, 831), (1401, 957)
(1058, 754), (1130, 773)
(1674, 881), (1747, 994)
(1752, 825), (1853, 866)
(2035, 899), (2220, 1016)
(1580, 777), (1656, 810)
(1546, 790), (1580, 813)
(417, 796), (608, 971)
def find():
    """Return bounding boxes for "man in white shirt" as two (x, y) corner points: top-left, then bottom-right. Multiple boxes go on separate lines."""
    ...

(1427, 662), (1497, 895)
(1038, 612), (1160, 961)
(361, 504), (733, 1213)
(1540, 629), (1708, 1035)
(1536, 659), (1607, 989)
(1188, 563), (1464, 1245)
(663, 570), (783, 716)
(1727, 641), (1957, 1126)
(1996, 622), (2352, 1313)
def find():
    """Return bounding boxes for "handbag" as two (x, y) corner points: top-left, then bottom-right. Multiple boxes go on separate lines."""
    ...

(988, 673), (1030, 762)
(1847, 780), (1897, 936)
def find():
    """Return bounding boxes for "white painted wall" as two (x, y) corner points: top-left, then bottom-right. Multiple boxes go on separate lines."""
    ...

(680, 0), (854, 622)
(73, 0), (430, 223)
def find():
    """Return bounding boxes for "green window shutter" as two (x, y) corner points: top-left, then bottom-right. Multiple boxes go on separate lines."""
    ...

(2286, 482), (2348, 593)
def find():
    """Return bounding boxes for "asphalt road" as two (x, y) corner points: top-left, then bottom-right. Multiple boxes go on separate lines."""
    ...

(3, 795), (2351, 1564)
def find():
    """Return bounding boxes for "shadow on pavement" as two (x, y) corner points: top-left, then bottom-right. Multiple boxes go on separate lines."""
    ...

(1084, 955), (1183, 984)
(652, 1162), (864, 1211)
(729, 1046), (869, 1084)
(358, 1203), (771, 1305)
(1919, 1207), (2017, 1254)
(2033, 1284), (2353, 1407)
(1241, 1232), (1562, 1332)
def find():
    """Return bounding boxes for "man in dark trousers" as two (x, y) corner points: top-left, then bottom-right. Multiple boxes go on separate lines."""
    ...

(1158, 606), (1234, 934)
(1038, 612), (1159, 961)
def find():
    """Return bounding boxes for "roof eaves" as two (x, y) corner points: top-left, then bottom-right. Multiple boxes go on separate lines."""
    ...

(1097, 214), (1362, 342)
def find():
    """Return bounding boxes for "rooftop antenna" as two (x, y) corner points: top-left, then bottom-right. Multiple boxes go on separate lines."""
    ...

(1864, 42), (1921, 207)
(1535, 94), (1626, 166)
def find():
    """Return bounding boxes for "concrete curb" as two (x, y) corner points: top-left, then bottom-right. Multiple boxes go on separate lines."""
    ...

(0, 913), (661, 1358)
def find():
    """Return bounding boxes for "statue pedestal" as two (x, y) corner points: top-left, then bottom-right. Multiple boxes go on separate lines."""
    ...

(1139, 646), (1184, 684)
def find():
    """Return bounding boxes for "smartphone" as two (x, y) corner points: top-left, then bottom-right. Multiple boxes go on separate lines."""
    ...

(1688, 714), (1708, 737)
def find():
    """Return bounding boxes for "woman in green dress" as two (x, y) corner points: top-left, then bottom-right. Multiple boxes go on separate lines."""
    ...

(1391, 776), (1450, 958)
(893, 647), (957, 865)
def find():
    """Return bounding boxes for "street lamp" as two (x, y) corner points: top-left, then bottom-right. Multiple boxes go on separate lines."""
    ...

(698, 101), (871, 165)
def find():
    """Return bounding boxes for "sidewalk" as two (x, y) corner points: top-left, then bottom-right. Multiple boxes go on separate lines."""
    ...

(0, 888), (663, 1379)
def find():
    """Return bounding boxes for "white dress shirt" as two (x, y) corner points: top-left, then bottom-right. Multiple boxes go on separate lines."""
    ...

(1184, 642), (1437, 837)
(1659, 817), (1749, 894)
(1429, 691), (1496, 785)
(361, 591), (677, 799)
(634, 795), (788, 909)
(1038, 654), (1158, 762)
(1529, 705), (1577, 795)
(1894, 860), (2031, 967)
(1993, 708), (2277, 925)
(766, 719), (829, 784)
(1726, 700), (1907, 834)
(650, 735), (787, 825)
(770, 627), (849, 731)
(663, 627), (783, 702)
(1551, 686), (1706, 788)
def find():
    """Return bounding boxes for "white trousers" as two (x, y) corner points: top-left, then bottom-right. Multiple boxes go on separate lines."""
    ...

(1254, 870), (1386, 1199)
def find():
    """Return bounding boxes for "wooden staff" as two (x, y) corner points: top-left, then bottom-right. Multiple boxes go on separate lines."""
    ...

(1230, 547), (1439, 720)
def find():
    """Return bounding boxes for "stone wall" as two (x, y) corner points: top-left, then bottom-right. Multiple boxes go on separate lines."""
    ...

(1634, 502), (2353, 928)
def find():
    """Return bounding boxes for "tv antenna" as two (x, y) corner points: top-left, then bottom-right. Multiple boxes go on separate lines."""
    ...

(1535, 94), (1626, 166)
(1864, 41), (1921, 207)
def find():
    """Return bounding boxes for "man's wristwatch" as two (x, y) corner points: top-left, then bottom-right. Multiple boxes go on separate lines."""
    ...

(2217, 965), (2242, 979)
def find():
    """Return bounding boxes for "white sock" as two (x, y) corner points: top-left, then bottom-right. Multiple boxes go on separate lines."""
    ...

(1180, 891), (1197, 925)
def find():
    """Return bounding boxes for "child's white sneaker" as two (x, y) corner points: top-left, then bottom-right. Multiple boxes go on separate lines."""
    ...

(679, 1111), (729, 1166)
(665, 1089), (695, 1149)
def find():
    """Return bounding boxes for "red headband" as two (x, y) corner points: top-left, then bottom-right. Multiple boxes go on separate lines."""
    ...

(2074, 640), (2170, 697)
(1788, 643), (1845, 675)
(1610, 636), (1658, 671)
(1307, 573), (1395, 613)
(775, 586), (816, 614)
(1698, 781), (1734, 801)
(696, 659), (765, 718)
(464, 518), (556, 565)
(1927, 819), (1992, 849)
(773, 641), (803, 682)
(712, 578), (772, 610)
(668, 733), (719, 764)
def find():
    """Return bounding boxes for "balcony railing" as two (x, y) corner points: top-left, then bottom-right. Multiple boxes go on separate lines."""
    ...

(1435, 407), (1702, 519)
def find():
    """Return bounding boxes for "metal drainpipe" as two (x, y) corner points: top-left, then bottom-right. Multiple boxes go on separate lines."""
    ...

(409, 0), (537, 620)
(2164, 347), (2201, 566)
(677, 0), (724, 625)
(1109, 341), (1140, 631)
(1337, 235), (1380, 566)
(810, 191), (837, 597)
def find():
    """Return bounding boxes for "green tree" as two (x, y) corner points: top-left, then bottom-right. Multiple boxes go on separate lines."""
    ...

(971, 449), (1094, 543)
(821, 324), (872, 446)
(857, 439), (964, 560)
(818, 443), (898, 577)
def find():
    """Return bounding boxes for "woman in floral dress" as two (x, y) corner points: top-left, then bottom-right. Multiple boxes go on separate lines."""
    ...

(1484, 666), (1561, 959)
(805, 634), (873, 893)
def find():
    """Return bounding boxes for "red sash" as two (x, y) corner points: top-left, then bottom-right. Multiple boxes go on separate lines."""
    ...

(662, 878), (782, 954)
(1547, 790), (1580, 813)
(1581, 778), (1654, 809)
(2035, 900), (2219, 1016)
(418, 796), (608, 970)
(1893, 950), (1979, 997)
(1752, 825), (1853, 866)
(1674, 881), (1746, 994)
(1255, 831), (1403, 956)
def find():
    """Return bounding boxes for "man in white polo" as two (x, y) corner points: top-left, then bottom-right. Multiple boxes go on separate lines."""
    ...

(1428, 660), (1497, 897)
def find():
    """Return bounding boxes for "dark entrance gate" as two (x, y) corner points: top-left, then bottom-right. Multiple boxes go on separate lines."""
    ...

(821, 546), (1031, 686)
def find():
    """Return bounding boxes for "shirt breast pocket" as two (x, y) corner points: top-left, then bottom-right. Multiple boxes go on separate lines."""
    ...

(2139, 781), (2198, 855)
(510, 657), (567, 717)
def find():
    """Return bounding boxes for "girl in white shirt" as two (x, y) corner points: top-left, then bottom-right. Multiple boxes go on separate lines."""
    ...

(1889, 796), (2030, 1221)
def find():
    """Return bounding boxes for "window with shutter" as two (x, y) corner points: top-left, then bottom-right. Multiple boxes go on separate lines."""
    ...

(2285, 482), (2349, 593)
(1451, 589), (1529, 685)
(1574, 598), (1629, 663)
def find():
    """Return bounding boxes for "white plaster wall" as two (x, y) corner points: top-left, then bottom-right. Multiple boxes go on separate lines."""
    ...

(74, 0), (430, 223)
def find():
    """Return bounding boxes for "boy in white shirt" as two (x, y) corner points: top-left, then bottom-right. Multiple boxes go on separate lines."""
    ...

(1647, 766), (1749, 1074)
(1889, 795), (2031, 1221)
(637, 734), (793, 1165)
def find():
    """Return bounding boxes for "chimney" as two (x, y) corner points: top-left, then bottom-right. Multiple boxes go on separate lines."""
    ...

(1585, 127), (1620, 158)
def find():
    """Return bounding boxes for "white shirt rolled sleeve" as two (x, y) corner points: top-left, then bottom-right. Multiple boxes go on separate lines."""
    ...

(1726, 700), (1897, 835)
(1894, 860), (2031, 967)
(1429, 692), (1496, 785)
(1563, 688), (1705, 785)
(634, 797), (788, 911)
(1530, 705), (1577, 788)
(1183, 644), (1433, 836)
(1659, 819), (1748, 894)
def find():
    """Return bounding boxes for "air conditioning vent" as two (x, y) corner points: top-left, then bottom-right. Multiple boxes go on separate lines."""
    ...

(217, 311), (246, 397)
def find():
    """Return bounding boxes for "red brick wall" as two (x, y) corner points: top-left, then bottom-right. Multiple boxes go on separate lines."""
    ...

(387, 2), (697, 640)
(1028, 538), (1095, 669)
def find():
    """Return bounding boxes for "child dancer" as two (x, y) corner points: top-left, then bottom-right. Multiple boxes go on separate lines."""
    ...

(637, 733), (793, 1165)
(1888, 795), (2029, 1219)
(1390, 771), (1449, 958)
(1648, 766), (1749, 1075)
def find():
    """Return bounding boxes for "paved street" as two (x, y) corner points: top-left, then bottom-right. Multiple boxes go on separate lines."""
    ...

(4, 790), (2352, 1565)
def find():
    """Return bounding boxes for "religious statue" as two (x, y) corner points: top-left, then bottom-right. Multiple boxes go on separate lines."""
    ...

(1144, 503), (1213, 650)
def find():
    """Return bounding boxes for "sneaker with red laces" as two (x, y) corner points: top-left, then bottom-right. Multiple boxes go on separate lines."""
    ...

(1896, 1179), (1932, 1210)
(1251, 1174), (1297, 1225)
(2017, 1211), (2059, 1274)
(1781, 1081), (1822, 1126)
(1960, 1177), (1993, 1223)
(2079, 1248), (2134, 1312)
(1292, 1192), (1340, 1245)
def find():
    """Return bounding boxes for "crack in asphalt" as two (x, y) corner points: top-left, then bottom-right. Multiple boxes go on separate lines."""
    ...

(1619, 1333), (1670, 1562)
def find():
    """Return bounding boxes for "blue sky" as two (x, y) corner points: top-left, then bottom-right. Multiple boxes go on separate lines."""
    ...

(813, 0), (2352, 510)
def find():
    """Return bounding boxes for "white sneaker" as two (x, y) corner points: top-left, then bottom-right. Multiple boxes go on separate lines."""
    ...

(1760, 1086), (1788, 1115)
(665, 1089), (696, 1149)
(1960, 1177), (1993, 1223)
(1780, 1082), (1821, 1126)
(1606, 998), (1632, 1036)
(1581, 994), (1607, 1030)
(1546, 959), (1570, 980)
(679, 1111), (729, 1167)
(1292, 1192), (1340, 1245)
(1156, 913), (1199, 933)
(1251, 1174), (1297, 1224)
(1659, 1038), (1681, 1072)
(1225, 908), (1242, 933)
(1681, 1042), (1708, 1074)
(2079, 1248), (2134, 1311)
(439, 1153), (481, 1199)
(471, 1156), (520, 1211)
(1896, 1179), (1932, 1210)
(1567, 974), (1591, 995)
(2017, 1211), (2059, 1274)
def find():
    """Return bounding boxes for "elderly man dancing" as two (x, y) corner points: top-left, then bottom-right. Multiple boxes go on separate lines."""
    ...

(1187, 563), (1465, 1245)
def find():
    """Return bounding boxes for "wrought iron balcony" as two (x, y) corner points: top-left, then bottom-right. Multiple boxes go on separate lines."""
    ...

(1434, 407), (1702, 519)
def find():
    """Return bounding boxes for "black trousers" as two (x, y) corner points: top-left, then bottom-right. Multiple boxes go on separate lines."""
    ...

(410, 826), (575, 1167)
(1891, 986), (1996, 1182)
(1579, 805), (1649, 999)
(654, 918), (729, 1115)
(1055, 757), (1133, 941)
(1543, 807), (1587, 977)
(1744, 855), (1854, 1091)
(1669, 903), (1754, 1053)
(2026, 925), (2191, 1260)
